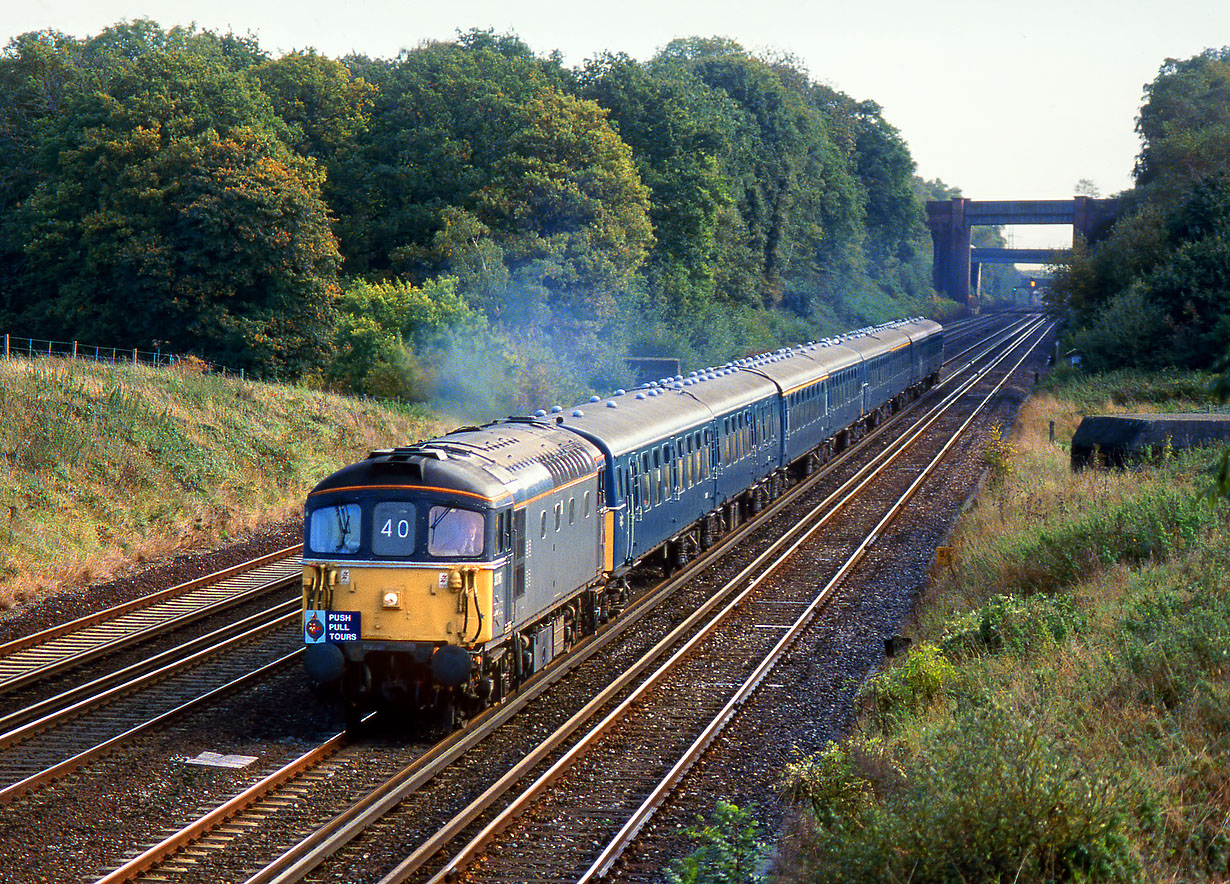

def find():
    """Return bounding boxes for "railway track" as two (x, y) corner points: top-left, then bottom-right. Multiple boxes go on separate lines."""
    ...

(62, 313), (1045, 884)
(435, 317), (1053, 884)
(0, 550), (304, 803)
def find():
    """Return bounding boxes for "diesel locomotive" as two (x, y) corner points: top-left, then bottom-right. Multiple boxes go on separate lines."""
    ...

(301, 317), (942, 722)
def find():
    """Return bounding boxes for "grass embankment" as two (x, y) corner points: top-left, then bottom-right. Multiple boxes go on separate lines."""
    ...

(775, 369), (1230, 883)
(0, 357), (446, 610)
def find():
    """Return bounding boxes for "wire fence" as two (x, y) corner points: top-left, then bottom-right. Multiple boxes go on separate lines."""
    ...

(1, 333), (245, 378)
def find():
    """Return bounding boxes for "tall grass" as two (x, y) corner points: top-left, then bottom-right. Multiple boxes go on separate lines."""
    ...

(0, 357), (443, 608)
(774, 378), (1230, 883)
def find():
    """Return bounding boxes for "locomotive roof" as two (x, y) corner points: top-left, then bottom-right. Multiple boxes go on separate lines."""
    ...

(309, 421), (602, 508)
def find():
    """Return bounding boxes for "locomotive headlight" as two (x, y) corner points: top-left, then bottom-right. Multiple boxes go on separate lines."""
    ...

(382, 591), (400, 609)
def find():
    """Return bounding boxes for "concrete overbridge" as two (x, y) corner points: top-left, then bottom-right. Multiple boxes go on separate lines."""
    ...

(926, 197), (1120, 303)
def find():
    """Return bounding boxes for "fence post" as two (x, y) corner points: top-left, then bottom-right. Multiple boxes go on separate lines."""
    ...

(3, 334), (8, 359)
(73, 341), (78, 360)
(133, 348), (138, 364)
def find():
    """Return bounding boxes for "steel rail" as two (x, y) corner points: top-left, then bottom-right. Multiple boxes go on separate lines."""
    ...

(0, 545), (301, 657)
(110, 316), (1034, 884)
(0, 556), (302, 695)
(579, 320), (1055, 881)
(0, 597), (301, 737)
(0, 609), (302, 805)
(92, 708), (351, 884)
(239, 313), (1042, 884)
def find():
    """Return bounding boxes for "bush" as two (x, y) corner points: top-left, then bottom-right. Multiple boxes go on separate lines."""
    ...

(996, 488), (1215, 594)
(664, 800), (767, 884)
(778, 742), (879, 828)
(1065, 284), (1173, 371)
(779, 710), (1140, 884)
(859, 643), (956, 722)
(982, 420), (1016, 487)
(938, 593), (1086, 659)
(1116, 587), (1230, 712)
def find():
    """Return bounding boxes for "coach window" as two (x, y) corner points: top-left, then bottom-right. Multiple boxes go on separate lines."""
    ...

(555, 503), (562, 532)
(584, 491), (591, 518)
(540, 511), (547, 539)
(569, 497), (576, 525)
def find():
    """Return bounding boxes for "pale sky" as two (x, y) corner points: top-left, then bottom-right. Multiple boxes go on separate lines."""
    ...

(4, 0), (1229, 252)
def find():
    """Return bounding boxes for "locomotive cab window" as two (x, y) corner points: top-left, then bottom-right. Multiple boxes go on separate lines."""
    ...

(372, 502), (416, 556)
(308, 504), (361, 554)
(428, 505), (484, 557)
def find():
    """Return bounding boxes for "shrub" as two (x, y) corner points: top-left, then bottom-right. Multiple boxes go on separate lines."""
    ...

(1116, 587), (1230, 712)
(939, 593), (1086, 659)
(996, 488), (1215, 594)
(664, 800), (767, 884)
(982, 420), (1016, 487)
(778, 742), (878, 828)
(859, 643), (956, 722)
(779, 710), (1140, 884)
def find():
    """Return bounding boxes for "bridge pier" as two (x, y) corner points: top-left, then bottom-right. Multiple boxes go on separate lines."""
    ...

(926, 198), (972, 303)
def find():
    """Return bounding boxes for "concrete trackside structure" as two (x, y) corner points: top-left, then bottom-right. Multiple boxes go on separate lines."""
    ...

(1071, 414), (1230, 468)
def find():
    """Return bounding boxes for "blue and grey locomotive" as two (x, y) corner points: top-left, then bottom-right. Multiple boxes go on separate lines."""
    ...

(301, 317), (942, 720)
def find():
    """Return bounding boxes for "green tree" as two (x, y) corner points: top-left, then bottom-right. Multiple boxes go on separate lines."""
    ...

(340, 34), (651, 332)
(327, 276), (486, 398)
(476, 87), (652, 331)
(1136, 49), (1230, 187)
(1047, 47), (1230, 370)
(1, 45), (339, 376)
(656, 38), (865, 310)
(580, 53), (734, 316)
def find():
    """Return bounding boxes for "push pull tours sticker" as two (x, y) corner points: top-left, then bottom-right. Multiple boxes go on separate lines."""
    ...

(304, 610), (361, 643)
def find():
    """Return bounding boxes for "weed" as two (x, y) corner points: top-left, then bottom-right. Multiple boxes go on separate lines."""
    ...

(664, 800), (767, 884)
(859, 643), (956, 724)
(777, 710), (1141, 884)
(982, 419), (1016, 487)
(938, 593), (1086, 659)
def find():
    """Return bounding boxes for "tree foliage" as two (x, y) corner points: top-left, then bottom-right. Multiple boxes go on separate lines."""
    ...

(0, 24), (339, 376)
(1047, 46), (1230, 371)
(0, 20), (952, 398)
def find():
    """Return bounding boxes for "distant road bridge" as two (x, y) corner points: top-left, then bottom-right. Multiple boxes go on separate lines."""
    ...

(926, 197), (1120, 302)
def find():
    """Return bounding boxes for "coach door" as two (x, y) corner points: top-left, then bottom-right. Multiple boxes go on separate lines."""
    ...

(510, 509), (527, 624)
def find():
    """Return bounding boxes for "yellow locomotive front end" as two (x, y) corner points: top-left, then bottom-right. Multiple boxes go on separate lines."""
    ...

(303, 559), (496, 647)
(301, 454), (515, 718)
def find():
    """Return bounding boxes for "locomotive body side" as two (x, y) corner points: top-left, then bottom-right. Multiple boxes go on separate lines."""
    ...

(301, 422), (606, 714)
